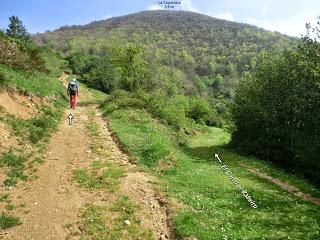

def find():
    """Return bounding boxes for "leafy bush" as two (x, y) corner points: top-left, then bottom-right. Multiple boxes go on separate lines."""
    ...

(101, 90), (145, 114)
(188, 97), (212, 124)
(69, 41), (230, 129)
(0, 34), (46, 72)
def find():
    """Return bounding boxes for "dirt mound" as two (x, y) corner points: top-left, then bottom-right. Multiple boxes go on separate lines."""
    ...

(0, 91), (41, 119)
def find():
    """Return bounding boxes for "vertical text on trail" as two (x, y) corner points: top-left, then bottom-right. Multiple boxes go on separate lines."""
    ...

(68, 113), (74, 125)
(214, 153), (258, 209)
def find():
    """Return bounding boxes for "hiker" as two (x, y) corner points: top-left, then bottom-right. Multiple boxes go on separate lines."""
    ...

(67, 78), (79, 108)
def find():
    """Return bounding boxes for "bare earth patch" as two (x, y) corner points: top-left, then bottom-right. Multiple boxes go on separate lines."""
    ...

(241, 163), (320, 205)
(0, 91), (41, 119)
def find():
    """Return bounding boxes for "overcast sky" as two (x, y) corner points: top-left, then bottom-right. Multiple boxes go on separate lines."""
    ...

(0, 0), (319, 36)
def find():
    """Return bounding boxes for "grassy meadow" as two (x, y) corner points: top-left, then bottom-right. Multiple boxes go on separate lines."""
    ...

(102, 106), (320, 240)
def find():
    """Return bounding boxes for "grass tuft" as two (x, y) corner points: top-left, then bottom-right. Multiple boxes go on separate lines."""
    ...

(73, 161), (125, 192)
(0, 213), (21, 229)
(79, 197), (153, 240)
(0, 151), (27, 186)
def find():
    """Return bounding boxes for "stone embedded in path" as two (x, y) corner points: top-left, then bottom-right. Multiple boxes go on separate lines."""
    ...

(124, 220), (131, 226)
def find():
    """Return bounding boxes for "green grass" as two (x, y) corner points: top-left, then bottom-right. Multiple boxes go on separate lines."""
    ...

(103, 106), (320, 240)
(0, 65), (67, 187)
(79, 197), (153, 240)
(0, 64), (64, 96)
(5, 99), (65, 144)
(6, 203), (15, 211)
(81, 204), (108, 240)
(87, 122), (100, 137)
(108, 195), (153, 240)
(87, 87), (109, 102)
(73, 161), (125, 192)
(105, 109), (174, 168)
(0, 193), (10, 203)
(0, 213), (21, 229)
(0, 100), (65, 187)
(0, 151), (28, 186)
(189, 126), (230, 148)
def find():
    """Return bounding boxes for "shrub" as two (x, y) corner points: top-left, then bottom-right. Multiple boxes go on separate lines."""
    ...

(101, 90), (145, 114)
(188, 97), (211, 124)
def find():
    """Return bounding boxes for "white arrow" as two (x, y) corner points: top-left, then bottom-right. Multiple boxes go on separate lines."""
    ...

(214, 153), (222, 163)
(68, 113), (74, 125)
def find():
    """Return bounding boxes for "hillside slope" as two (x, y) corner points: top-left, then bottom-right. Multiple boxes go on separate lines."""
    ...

(101, 99), (320, 239)
(34, 10), (298, 98)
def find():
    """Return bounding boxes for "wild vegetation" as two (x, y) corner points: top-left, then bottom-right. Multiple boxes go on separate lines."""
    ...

(101, 104), (320, 239)
(0, 16), (67, 229)
(231, 22), (320, 185)
(37, 10), (320, 186)
(1, 10), (319, 239)
(34, 10), (298, 128)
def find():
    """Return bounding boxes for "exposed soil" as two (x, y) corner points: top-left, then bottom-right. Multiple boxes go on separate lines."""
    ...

(241, 163), (320, 205)
(0, 123), (17, 154)
(94, 111), (173, 239)
(2, 104), (92, 240)
(0, 90), (42, 119)
(1, 75), (173, 239)
(0, 123), (18, 183)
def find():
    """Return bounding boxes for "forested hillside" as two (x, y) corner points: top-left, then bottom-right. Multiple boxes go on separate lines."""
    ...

(34, 10), (298, 126)
(34, 10), (298, 94)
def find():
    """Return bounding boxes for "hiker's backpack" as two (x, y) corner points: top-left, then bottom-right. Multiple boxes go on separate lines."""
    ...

(69, 82), (78, 95)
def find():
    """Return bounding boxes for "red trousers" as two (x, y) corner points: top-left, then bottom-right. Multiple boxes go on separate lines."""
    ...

(70, 95), (77, 108)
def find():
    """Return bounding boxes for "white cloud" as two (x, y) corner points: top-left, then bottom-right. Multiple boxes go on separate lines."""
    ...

(245, 9), (320, 37)
(181, 0), (199, 12)
(206, 11), (234, 21)
(261, 6), (268, 16)
(147, 4), (163, 11)
(213, 12), (234, 21)
(100, 14), (112, 20)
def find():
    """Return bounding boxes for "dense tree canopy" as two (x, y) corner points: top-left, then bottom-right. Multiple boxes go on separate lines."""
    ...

(33, 10), (299, 129)
(34, 10), (298, 99)
(231, 22), (320, 185)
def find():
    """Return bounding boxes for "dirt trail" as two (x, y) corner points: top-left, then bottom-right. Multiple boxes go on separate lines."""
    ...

(2, 75), (172, 239)
(241, 163), (320, 205)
